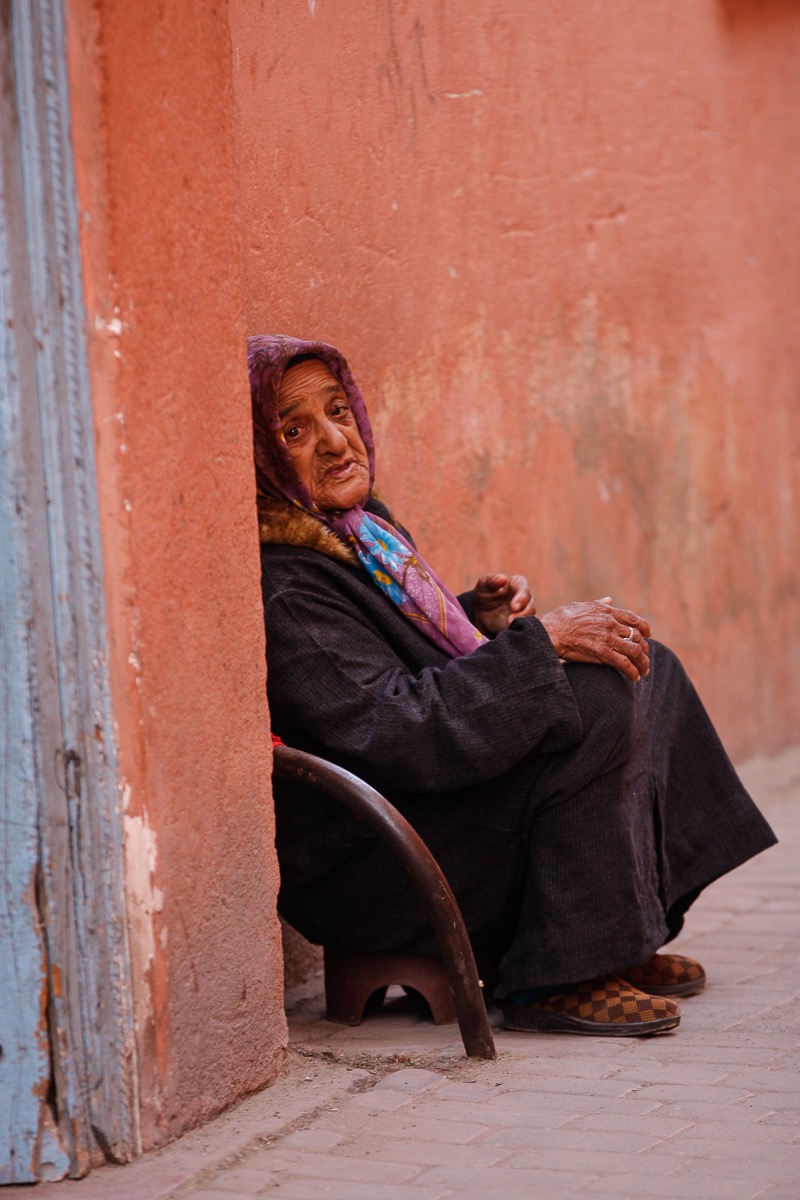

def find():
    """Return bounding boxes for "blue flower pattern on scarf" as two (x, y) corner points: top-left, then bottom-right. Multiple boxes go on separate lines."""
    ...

(356, 516), (413, 607)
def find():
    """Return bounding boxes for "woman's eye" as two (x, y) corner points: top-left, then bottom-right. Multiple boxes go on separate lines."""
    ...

(284, 425), (301, 440)
(331, 403), (350, 419)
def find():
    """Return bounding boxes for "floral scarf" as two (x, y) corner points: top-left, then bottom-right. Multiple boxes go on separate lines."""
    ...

(248, 334), (488, 658)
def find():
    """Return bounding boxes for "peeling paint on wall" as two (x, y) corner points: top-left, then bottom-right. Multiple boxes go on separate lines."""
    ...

(123, 805), (163, 1045)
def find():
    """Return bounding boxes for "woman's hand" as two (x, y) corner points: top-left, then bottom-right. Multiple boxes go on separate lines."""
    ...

(539, 596), (651, 682)
(473, 573), (537, 636)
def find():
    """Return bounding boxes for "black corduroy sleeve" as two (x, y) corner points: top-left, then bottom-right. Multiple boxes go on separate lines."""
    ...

(264, 586), (583, 795)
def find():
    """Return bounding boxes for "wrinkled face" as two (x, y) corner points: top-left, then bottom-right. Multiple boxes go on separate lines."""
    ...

(277, 359), (370, 510)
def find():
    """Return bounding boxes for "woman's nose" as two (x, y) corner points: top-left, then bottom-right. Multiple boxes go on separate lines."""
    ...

(316, 419), (348, 453)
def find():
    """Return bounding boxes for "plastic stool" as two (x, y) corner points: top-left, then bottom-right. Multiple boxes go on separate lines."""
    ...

(324, 949), (457, 1026)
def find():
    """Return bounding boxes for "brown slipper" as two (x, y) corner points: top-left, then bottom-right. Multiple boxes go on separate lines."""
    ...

(502, 974), (681, 1037)
(620, 953), (706, 998)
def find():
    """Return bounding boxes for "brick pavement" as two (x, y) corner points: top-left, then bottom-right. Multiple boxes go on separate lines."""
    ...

(10, 747), (799, 1200)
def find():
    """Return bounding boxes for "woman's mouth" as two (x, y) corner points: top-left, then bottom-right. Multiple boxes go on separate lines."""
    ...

(324, 459), (359, 480)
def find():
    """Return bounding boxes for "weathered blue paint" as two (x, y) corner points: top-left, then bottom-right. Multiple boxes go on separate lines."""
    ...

(0, 434), (58, 1185)
(1, 0), (136, 1180)
(0, 44), (68, 1180)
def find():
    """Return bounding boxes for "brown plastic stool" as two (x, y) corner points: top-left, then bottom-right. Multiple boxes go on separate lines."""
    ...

(272, 743), (495, 1058)
(324, 949), (458, 1026)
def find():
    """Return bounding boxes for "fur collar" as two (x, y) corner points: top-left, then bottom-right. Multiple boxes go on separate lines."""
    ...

(258, 495), (360, 567)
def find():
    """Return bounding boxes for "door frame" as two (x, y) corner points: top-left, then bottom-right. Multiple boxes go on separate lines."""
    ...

(1, 0), (136, 1179)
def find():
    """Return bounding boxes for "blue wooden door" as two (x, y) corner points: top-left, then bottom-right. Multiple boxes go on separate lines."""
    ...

(1, 0), (135, 1181)
(0, 264), (72, 1182)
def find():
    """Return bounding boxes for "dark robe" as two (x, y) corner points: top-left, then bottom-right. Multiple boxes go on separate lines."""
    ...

(260, 499), (777, 999)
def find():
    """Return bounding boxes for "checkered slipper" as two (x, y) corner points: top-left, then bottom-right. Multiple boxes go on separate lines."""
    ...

(502, 974), (681, 1036)
(620, 953), (706, 998)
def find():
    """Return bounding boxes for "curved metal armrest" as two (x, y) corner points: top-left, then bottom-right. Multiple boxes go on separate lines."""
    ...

(272, 744), (496, 1060)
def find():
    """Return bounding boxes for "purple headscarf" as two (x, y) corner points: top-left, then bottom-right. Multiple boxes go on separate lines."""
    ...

(249, 334), (488, 658)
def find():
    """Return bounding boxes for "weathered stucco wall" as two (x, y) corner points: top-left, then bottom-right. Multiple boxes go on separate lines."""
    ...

(230, 0), (800, 759)
(54, 0), (799, 1154)
(66, 0), (286, 1149)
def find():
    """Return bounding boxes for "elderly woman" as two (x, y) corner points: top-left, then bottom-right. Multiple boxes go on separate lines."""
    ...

(250, 334), (776, 1037)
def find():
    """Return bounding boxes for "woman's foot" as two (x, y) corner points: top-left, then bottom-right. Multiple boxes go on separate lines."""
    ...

(502, 974), (680, 1036)
(620, 952), (706, 998)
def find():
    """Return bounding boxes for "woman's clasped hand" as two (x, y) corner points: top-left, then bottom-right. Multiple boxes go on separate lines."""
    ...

(471, 574), (651, 682)
(471, 573), (536, 636)
(539, 596), (651, 682)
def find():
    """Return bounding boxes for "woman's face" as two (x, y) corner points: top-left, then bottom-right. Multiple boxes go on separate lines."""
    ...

(277, 359), (370, 510)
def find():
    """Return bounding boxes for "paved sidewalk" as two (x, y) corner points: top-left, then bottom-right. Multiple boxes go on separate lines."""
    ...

(13, 749), (800, 1200)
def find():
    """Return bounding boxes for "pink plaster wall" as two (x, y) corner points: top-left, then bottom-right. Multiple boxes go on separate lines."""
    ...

(58, 0), (800, 1152)
(230, 0), (800, 759)
(67, 0), (286, 1148)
